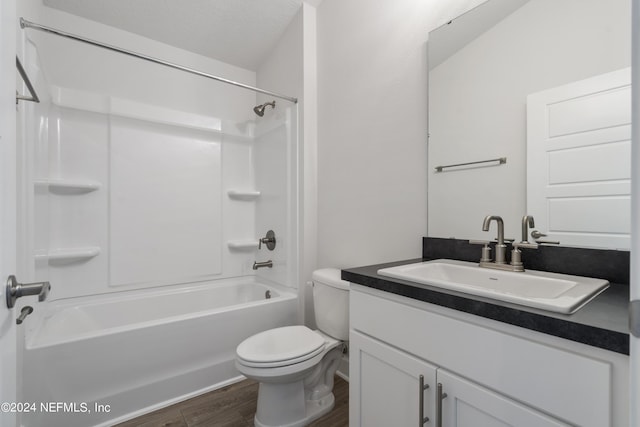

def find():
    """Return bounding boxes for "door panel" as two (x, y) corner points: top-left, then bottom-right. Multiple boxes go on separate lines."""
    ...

(630, 3), (640, 426)
(350, 330), (437, 427)
(527, 68), (631, 249)
(438, 370), (569, 427)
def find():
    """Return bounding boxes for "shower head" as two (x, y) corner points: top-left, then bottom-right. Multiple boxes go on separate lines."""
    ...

(253, 101), (276, 117)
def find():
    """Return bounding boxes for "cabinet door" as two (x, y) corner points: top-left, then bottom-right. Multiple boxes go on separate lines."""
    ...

(438, 370), (570, 427)
(350, 330), (437, 427)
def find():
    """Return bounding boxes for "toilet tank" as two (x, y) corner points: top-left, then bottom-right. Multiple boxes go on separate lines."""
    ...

(312, 268), (350, 341)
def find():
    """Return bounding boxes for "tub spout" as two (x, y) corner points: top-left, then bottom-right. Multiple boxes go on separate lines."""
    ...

(253, 260), (273, 270)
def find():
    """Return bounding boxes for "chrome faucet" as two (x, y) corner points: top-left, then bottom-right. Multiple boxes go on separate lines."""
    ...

(253, 260), (273, 270)
(474, 215), (539, 272)
(482, 215), (506, 264)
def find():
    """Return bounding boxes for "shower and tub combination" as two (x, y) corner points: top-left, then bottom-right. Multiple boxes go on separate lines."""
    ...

(15, 16), (300, 427)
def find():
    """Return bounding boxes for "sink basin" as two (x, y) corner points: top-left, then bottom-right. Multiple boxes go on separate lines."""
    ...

(377, 259), (609, 313)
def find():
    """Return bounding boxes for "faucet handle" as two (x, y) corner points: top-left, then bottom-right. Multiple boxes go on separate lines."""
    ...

(469, 240), (492, 263)
(513, 242), (538, 250)
(469, 240), (490, 245)
(258, 230), (276, 251)
(510, 242), (538, 272)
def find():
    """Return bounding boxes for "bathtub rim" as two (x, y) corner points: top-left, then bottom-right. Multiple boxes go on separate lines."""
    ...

(25, 275), (297, 349)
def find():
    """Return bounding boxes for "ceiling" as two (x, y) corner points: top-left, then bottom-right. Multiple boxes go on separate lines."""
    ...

(43, 0), (304, 70)
(428, 0), (530, 70)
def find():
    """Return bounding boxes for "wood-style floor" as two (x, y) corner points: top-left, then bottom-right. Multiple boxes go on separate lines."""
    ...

(115, 376), (349, 427)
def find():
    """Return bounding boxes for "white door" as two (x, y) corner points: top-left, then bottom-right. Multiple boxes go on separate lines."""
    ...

(349, 330), (437, 427)
(438, 370), (569, 427)
(0, 0), (18, 426)
(630, 3), (640, 426)
(527, 68), (631, 249)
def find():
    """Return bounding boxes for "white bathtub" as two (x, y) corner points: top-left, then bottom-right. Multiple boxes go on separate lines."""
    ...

(21, 277), (298, 427)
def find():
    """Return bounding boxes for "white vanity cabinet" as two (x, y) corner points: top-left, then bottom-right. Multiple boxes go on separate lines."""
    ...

(349, 285), (629, 427)
(436, 369), (568, 427)
(350, 330), (437, 426)
(351, 331), (568, 427)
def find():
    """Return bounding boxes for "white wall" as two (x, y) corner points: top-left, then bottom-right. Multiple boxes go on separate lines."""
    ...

(300, 5), (318, 325)
(256, 5), (318, 325)
(428, 0), (631, 241)
(315, 0), (485, 269)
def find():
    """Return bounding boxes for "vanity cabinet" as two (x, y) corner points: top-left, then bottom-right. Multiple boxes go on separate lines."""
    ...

(350, 330), (437, 426)
(349, 285), (629, 427)
(436, 369), (568, 427)
(351, 331), (568, 427)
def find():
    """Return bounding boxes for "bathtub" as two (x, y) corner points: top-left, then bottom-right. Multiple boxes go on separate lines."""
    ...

(20, 277), (298, 427)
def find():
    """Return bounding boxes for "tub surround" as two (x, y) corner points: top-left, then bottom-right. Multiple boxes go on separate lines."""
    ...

(342, 237), (630, 354)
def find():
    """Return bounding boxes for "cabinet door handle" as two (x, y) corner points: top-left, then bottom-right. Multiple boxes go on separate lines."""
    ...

(419, 375), (430, 425)
(436, 383), (448, 427)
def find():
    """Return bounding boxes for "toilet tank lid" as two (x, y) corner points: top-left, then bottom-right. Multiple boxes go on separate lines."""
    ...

(312, 268), (350, 290)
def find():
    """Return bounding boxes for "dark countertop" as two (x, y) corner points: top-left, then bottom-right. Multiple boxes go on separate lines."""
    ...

(343, 258), (630, 355)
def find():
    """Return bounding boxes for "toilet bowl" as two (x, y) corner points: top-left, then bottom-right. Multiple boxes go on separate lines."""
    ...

(235, 268), (349, 427)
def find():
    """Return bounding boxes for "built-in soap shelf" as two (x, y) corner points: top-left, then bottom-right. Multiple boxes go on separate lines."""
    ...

(35, 179), (101, 194)
(227, 190), (261, 201)
(35, 246), (101, 263)
(227, 240), (259, 251)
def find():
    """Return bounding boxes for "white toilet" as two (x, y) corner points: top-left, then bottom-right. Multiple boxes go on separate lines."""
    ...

(235, 268), (349, 427)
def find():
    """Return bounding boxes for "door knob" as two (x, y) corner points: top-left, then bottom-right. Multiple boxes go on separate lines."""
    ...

(6, 275), (51, 309)
(531, 230), (547, 239)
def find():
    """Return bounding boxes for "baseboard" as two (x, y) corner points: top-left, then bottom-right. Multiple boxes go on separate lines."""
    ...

(336, 353), (349, 381)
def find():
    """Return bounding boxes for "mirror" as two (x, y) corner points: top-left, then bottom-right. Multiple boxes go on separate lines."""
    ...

(427, 0), (631, 249)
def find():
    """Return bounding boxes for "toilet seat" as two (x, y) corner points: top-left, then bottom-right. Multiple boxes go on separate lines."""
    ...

(236, 325), (326, 368)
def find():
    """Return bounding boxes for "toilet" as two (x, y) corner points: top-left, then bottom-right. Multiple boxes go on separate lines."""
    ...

(235, 268), (349, 427)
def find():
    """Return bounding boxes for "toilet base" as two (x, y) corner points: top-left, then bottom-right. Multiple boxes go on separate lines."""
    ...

(249, 344), (344, 427)
(254, 388), (335, 427)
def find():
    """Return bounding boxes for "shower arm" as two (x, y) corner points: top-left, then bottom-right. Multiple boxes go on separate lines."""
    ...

(19, 18), (298, 104)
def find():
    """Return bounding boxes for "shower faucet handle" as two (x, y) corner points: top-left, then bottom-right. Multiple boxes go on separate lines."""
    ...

(258, 230), (276, 251)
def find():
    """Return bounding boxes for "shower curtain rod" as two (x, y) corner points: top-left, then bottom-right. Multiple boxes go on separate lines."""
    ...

(20, 18), (298, 104)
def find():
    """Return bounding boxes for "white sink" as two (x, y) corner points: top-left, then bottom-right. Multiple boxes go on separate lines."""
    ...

(377, 259), (609, 314)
